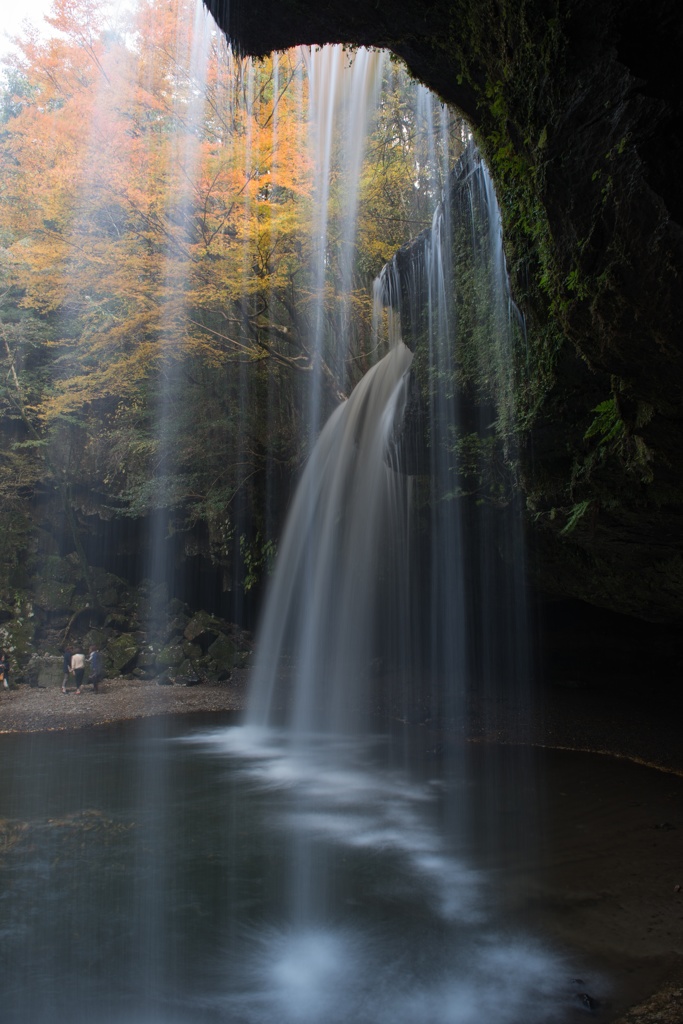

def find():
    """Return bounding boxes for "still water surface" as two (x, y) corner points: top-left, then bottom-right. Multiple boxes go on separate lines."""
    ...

(1, 716), (679, 1023)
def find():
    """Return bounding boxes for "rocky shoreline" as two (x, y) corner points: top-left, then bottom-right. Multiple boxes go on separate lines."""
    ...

(0, 669), (249, 734)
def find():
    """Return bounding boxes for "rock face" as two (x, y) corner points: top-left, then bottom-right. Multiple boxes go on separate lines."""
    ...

(206, 0), (683, 628)
(0, 554), (253, 685)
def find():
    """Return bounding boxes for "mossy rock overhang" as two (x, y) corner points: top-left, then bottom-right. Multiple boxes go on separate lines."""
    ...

(204, 0), (683, 410)
(205, 0), (683, 627)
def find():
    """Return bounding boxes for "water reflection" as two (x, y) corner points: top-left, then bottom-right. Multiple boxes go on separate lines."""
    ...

(0, 720), (626, 1024)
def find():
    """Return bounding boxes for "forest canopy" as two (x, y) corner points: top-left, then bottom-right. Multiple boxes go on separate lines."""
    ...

(0, 0), (464, 609)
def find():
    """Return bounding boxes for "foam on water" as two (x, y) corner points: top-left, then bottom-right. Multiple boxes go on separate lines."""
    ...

(180, 726), (585, 1023)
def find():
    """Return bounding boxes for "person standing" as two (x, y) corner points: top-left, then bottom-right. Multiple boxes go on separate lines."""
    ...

(61, 647), (72, 694)
(1, 649), (8, 690)
(88, 645), (104, 693)
(70, 647), (86, 695)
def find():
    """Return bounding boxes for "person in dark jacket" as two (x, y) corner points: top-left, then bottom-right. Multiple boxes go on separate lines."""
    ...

(61, 648), (72, 694)
(88, 646), (104, 693)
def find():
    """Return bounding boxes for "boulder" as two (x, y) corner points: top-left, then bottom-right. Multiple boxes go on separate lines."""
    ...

(24, 653), (62, 689)
(161, 613), (190, 644)
(172, 659), (201, 686)
(134, 580), (170, 627)
(180, 644), (201, 669)
(105, 634), (139, 675)
(90, 567), (128, 608)
(207, 633), (237, 670)
(156, 643), (185, 669)
(183, 610), (223, 650)
(33, 578), (76, 614)
(84, 627), (110, 651)
(136, 648), (158, 676)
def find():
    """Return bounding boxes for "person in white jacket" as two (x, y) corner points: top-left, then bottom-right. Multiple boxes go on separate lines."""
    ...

(70, 648), (86, 694)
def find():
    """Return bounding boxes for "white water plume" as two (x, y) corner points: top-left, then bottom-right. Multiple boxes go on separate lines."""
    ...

(247, 340), (413, 735)
(222, 929), (571, 1024)
(190, 726), (577, 1024)
(195, 724), (484, 922)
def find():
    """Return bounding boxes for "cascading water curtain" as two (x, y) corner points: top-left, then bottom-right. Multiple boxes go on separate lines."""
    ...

(303, 47), (386, 411)
(246, 47), (423, 732)
(379, 141), (536, 848)
(390, 146), (533, 695)
(200, 134), (572, 1024)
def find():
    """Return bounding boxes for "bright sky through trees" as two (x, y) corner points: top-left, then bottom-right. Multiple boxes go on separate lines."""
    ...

(0, 0), (133, 56)
(1, 0), (59, 55)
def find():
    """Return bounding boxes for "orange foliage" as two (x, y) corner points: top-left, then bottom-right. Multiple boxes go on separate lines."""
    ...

(1, 0), (316, 420)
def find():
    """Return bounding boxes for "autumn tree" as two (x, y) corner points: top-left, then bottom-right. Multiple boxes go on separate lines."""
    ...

(0, 0), (464, 604)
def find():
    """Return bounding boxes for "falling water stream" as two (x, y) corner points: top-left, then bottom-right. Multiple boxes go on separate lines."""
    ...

(189, 135), (575, 1021)
(1, 11), (678, 1024)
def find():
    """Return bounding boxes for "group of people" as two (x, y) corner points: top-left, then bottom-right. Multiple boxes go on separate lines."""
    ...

(0, 645), (105, 694)
(62, 646), (105, 694)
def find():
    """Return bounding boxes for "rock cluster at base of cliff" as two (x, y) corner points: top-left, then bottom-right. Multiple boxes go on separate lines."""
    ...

(0, 554), (254, 689)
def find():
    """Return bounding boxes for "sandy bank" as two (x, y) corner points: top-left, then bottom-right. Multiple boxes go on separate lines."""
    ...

(0, 671), (249, 734)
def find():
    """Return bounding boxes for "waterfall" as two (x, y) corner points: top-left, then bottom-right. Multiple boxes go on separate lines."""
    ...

(380, 144), (533, 712)
(246, 339), (413, 733)
(182, 41), (544, 1007)
(246, 44), (416, 733)
(248, 142), (533, 746)
(199, 83), (568, 1024)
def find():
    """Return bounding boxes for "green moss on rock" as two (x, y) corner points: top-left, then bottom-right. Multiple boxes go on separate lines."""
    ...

(105, 635), (139, 675)
(207, 633), (237, 670)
